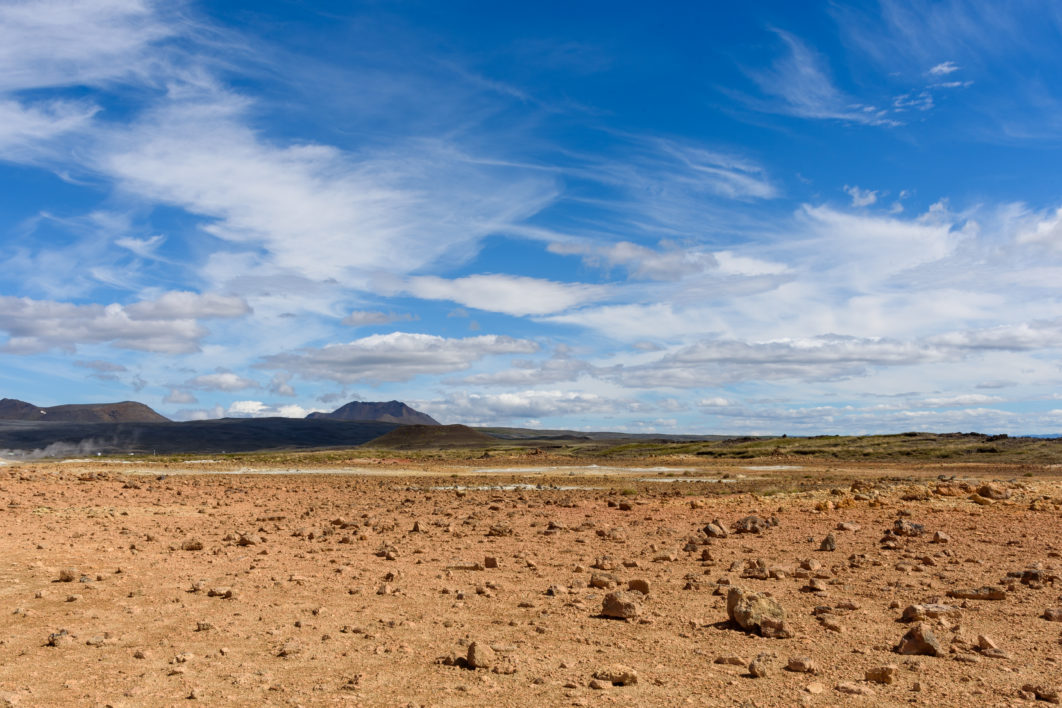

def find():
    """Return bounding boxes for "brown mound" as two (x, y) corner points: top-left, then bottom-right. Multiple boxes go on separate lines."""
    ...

(363, 423), (494, 449)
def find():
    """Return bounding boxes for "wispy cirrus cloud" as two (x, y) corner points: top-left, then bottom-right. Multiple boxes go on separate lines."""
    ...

(741, 29), (895, 126)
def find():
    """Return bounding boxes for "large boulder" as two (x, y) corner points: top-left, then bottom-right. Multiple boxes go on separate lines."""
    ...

(726, 587), (791, 638)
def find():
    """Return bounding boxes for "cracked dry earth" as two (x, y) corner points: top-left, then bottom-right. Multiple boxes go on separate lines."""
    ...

(1, 462), (1062, 707)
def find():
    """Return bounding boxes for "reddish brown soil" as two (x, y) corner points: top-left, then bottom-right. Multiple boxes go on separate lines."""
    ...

(0, 459), (1060, 707)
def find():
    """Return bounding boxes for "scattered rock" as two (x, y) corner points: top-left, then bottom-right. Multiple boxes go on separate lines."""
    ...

(892, 519), (925, 537)
(819, 533), (837, 552)
(734, 515), (775, 534)
(627, 579), (650, 595)
(836, 682), (874, 696)
(1023, 684), (1061, 704)
(786, 657), (816, 674)
(46, 629), (73, 647)
(865, 664), (897, 684)
(1044, 608), (1062, 622)
(703, 521), (727, 539)
(592, 664), (637, 686)
(946, 585), (1006, 601)
(895, 622), (944, 657)
(977, 483), (1010, 500)
(601, 591), (642, 619)
(466, 641), (495, 670)
(748, 655), (771, 678)
(57, 568), (78, 583)
(589, 572), (619, 589)
(901, 603), (960, 622)
(181, 539), (204, 551)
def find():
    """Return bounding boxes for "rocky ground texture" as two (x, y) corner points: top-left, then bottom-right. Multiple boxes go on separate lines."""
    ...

(1, 458), (1061, 706)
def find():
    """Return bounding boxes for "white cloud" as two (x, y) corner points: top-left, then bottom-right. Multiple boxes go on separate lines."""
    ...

(713, 251), (788, 276)
(0, 0), (173, 92)
(163, 388), (197, 404)
(420, 389), (631, 425)
(0, 0), (173, 160)
(115, 234), (166, 258)
(0, 291), (246, 354)
(0, 99), (99, 159)
(843, 184), (879, 207)
(1016, 208), (1062, 249)
(125, 291), (250, 320)
(185, 372), (260, 392)
(341, 310), (417, 327)
(745, 29), (895, 126)
(548, 241), (717, 281)
(399, 274), (608, 316)
(268, 372), (296, 397)
(74, 359), (127, 373)
(922, 394), (1002, 407)
(101, 97), (558, 282)
(458, 355), (593, 386)
(258, 332), (538, 383)
(221, 399), (363, 419)
(928, 61), (960, 76)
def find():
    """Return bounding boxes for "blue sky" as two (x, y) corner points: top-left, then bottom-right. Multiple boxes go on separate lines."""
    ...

(2, 0), (1062, 434)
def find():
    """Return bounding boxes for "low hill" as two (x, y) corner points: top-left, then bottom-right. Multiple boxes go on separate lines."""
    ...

(0, 418), (399, 456)
(363, 424), (494, 449)
(307, 400), (439, 425)
(0, 398), (169, 423)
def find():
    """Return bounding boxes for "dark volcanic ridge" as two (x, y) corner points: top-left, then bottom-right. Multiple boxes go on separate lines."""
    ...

(361, 424), (495, 450)
(307, 400), (439, 426)
(0, 418), (401, 457)
(0, 398), (169, 423)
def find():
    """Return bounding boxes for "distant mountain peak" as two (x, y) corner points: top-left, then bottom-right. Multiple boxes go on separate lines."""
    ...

(307, 400), (440, 425)
(0, 398), (170, 423)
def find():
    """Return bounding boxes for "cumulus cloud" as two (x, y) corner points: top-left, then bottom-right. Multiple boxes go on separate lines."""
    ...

(258, 332), (538, 383)
(268, 373), (296, 397)
(1016, 208), (1062, 249)
(420, 390), (632, 425)
(608, 317), (1062, 389)
(457, 355), (593, 386)
(124, 291), (251, 320)
(185, 372), (260, 392)
(163, 388), (197, 404)
(843, 185), (878, 207)
(225, 400), (323, 418)
(0, 291), (248, 354)
(393, 274), (607, 317)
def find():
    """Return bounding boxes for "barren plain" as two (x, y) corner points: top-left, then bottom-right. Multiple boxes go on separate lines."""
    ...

(1, 450), (1061, 706)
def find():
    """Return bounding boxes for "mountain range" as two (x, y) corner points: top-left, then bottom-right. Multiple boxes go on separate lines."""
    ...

(0, 398), (170, 423)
